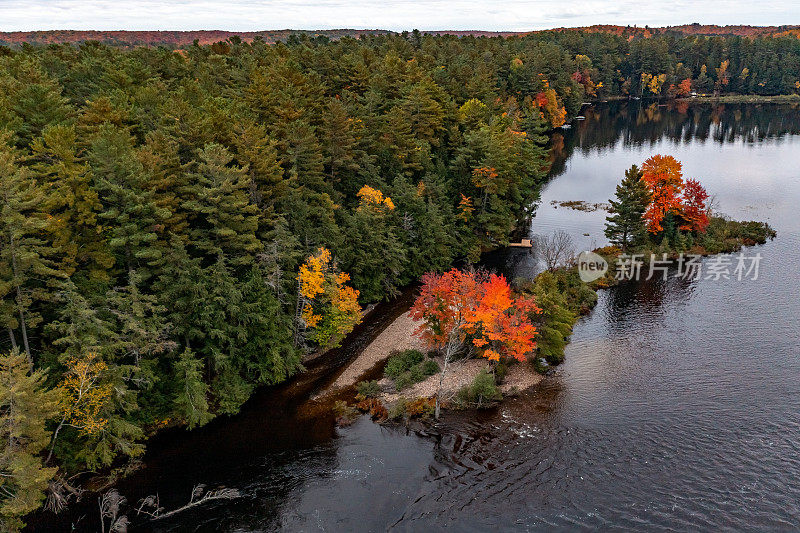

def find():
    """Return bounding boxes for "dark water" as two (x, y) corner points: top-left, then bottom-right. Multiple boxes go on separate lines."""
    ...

(38, 102), (800, 531)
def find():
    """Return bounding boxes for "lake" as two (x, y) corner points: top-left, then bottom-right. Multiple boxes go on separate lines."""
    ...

(43, 101), (800, 532)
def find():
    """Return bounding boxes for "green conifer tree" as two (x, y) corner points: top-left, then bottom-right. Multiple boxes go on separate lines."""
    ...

(0, 133), (60, 362)
(182, 144), (262, 265)
(604, 164), (650, 251)
(0, 351), (59, 531)
(89, 124), (170, 281)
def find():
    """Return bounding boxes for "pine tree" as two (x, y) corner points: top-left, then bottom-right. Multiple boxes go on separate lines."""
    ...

(89, 124), (170, 281)
(105, 270), (175, 390)
(532, 271), (577, 365)
(173, 348), (212, 429)
(197, 256), (248, 414)
(232, 122), (287, 221)
(182, 144), (262, 265)
(46, 278), (114, 359)
(0, 133), (61, 362)
(340, 186), (407, 302)
(154, 239), (206, 350)
(284, 120), (328, 194)
(238, 266), (299, 385)
(388, 176), (455, 282)
(258, 216), (302, 304)
(604, 165), (650, 251)
(5, 63), (70, 148)
(30, 124), (114, 283)
(400, 81), (447, 147)
(319, 98), (370, 200)
(0, 351), (59, 531)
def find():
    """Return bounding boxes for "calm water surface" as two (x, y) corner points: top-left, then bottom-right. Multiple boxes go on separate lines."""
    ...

(46, 102), (800, 532)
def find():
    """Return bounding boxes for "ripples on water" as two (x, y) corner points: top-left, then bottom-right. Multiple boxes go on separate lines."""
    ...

(75, 102), (800, 532)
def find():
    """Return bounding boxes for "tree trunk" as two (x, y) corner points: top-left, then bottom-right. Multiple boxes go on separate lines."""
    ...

(9, 234), (31, 364)
(435, 332), (459, 419)
(7, 327), (17, 351)
(17, 303), (30, 364)
(46, 415), (68, 464)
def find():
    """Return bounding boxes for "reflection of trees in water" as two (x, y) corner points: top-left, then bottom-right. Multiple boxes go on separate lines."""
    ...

(548, 101), (800, 178)
(604, 268), (697, 328)
(481, 247), (539, 283)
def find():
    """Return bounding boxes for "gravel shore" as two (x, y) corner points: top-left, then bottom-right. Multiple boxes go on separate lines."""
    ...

(326, 308), (544, 402)
(329, 310), (425, 390)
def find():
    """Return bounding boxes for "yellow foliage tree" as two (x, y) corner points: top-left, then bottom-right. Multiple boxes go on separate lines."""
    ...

(57, 352), (111, 437)
(357, 185), (395, 211)
(295, 248), (361, 348)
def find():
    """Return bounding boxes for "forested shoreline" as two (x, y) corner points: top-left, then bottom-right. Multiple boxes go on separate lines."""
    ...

(1, 30), (799, 528)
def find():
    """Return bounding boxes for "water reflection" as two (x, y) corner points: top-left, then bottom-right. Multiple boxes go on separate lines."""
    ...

(549, 101), (800, 179)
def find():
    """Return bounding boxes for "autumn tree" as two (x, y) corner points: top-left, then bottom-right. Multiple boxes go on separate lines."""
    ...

(679, 178), (710, 233)
(410, 269), (539, 418)
(677, 78), (693, 96)
(295, 248), (361, 349)
(641, 155), (684, 234)
(53, 351), (144, 470)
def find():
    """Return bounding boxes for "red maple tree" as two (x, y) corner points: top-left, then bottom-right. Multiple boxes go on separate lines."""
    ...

(410, 269), (540, 417)
(679, 178), (710, 233)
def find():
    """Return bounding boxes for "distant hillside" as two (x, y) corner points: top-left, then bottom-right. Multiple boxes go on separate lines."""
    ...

(546, 24), (800, 38)
(0, 25), (798, 47)
(0, 29), (393, 47)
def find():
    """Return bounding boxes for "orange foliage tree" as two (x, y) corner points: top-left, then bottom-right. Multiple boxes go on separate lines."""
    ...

(679, 178), (710, 233)
(295, 247), (361, 349)
(410, 269), (540, 417)
(677, 78), (693, 96)
(641, 155), (685, 233)
(534, 85), (567, 128)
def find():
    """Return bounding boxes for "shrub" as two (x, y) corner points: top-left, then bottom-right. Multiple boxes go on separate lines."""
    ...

(405, 397), (435, 418)
(384, 349), (425, 379)
(333, 400), (359, 426)
(388, 398), (408, 420)
(422, 359), (440, 376)
(494, 362), (509, 384)
(355, 398), (388, 420)
(387, 350), (440, 391)
(454, 369), (502, 408)
(333, 400), (356, 418)
(355, 380), (381, 399)
(409, 364), (425, 382)
(394, 372), (416, 391)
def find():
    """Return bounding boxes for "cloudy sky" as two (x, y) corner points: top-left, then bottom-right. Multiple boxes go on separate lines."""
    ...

(0, 0), (796, 32)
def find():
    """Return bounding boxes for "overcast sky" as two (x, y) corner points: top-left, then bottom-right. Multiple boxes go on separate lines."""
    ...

(1, 0), (796, 32)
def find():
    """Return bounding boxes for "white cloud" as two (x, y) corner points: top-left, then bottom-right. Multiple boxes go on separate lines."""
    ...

(0, 0), (796, 32)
